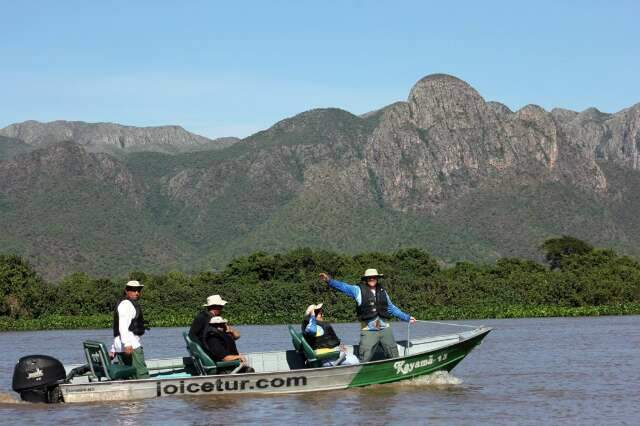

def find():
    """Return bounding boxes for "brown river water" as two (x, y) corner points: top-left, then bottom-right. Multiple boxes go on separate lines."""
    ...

(1, 316), (639, 425)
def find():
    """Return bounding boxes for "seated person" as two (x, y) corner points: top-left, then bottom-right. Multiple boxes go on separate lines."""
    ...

(189, 295), (240, 347)
(201, 316), (254, 373)
(302, 303), (359, 367)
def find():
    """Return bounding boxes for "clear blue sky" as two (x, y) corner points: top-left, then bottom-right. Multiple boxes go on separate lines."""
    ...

(1, 1), (638, 139)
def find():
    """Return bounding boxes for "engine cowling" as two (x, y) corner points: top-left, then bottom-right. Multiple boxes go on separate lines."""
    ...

(12, 355), (66, 403)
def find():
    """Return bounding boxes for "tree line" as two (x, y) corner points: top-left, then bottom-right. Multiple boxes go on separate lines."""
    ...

(1, 236), (639, 330)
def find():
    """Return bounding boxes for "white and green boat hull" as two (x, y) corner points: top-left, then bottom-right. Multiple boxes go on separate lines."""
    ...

(59, 327), (491, 403)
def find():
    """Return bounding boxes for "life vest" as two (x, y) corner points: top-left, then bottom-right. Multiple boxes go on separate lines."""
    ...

(303, 319), (341, 349)
(113, 298), (147, 337)
(356, 282), (391, 322)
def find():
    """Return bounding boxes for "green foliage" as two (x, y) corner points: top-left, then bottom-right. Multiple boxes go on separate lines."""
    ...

(1, 241), (639, 331)
(0, 254), (51, 318)
(542, 235), (594, 270)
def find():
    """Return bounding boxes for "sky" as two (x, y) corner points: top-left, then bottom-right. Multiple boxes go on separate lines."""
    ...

(1, 1), (639, 139)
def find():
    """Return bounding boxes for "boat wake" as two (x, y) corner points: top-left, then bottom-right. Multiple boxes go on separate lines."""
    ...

(0, 392), (23, 404)
(399, 371), (463, 386)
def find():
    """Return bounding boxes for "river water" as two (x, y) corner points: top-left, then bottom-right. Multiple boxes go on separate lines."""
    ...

(1, 316), (639, 425)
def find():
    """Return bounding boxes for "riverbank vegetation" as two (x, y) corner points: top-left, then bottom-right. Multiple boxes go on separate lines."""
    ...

(1, 237), (639, 331)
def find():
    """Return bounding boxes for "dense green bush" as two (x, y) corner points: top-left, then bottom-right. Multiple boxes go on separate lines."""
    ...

(1, 239), (639, 330)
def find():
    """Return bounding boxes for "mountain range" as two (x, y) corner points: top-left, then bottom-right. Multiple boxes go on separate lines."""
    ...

(1, 73), (639, 280)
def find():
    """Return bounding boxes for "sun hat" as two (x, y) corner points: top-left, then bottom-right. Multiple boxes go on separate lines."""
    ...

(361, 269), (384, 280)
(305, 303), (324, 316)
(203, 295), (228, 307)
(125, 280), (144, 288)
(209, 316), (228, 324)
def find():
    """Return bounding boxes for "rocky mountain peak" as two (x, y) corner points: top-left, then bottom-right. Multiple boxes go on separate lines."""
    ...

(487, 101), (513, 116)
(516, 104), (549, 122)
(551, 108), (579, 123)
(407, 73), (490, 130)
(576, 107), (611, 123)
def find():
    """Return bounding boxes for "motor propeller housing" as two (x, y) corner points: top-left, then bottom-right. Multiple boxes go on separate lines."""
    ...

(12, 355), (66, 403)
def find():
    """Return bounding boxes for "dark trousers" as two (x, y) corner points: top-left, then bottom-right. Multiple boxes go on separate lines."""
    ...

(358, 327), (399, 362)
(117, 347), (150, 379)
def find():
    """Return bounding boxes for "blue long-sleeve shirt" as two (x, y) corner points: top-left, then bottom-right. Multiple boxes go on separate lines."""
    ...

(327, 279), (411, 330)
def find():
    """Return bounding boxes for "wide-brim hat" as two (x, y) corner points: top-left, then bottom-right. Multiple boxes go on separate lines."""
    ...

(125, 280), (144, 288)
(305, 303), (324, 316)
(209, 316), (228, 324)
(361, 268), (384, 279)
(203, 295), (228, 307)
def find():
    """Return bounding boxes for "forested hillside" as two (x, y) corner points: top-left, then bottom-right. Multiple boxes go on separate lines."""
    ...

(1, 74), (640, 279)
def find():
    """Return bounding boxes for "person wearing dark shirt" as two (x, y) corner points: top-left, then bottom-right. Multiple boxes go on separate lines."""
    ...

(302, 303), (359, 367)
(189, 295), (240, 346)
(201, 316), (253, 373)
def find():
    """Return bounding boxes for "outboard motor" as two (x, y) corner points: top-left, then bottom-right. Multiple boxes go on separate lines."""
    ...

(12, 355), (66, 403)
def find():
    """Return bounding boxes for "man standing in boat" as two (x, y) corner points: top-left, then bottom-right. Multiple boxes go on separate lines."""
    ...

(189, 295), (240, 347)
(320, 269), (415, 362)
(112, 280), (150, 379)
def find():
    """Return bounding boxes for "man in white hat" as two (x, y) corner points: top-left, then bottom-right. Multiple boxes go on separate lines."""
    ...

(112, 280), (149, 379)
(188, 295), (240, 347)
(320, 269), (415, 362)
(201, 316), (253, 373)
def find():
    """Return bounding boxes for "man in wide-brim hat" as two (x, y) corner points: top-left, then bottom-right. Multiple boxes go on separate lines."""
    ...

(112, 280), (150, 379)
(189, 295), (240, 347)
(320, 268), (415, 362)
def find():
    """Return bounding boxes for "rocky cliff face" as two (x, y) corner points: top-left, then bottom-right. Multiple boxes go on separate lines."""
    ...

(359, 74), (615, 212)
(0, 120), (236, 154)
(1, 73), (640, 279)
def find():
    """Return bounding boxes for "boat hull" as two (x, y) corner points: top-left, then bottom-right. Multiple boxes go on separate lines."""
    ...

(59, 327), (491, 403)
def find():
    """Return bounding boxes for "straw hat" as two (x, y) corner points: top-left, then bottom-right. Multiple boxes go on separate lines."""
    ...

(209, 316), (228, 324)
(125, 280), (144, 288)
(305, 303), (324, 316)
(361, 268), (384, 279)
(203, 295), (228, 307)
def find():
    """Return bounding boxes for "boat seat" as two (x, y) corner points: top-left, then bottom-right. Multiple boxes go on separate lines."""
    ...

(182, 332), (240, 375)
(288, 325), (340, 368)
(82, 340), (137, 381)
(288, 325), (303, 352)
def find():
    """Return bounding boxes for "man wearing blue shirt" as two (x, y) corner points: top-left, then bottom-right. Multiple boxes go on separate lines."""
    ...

(320, 269), (416, 362)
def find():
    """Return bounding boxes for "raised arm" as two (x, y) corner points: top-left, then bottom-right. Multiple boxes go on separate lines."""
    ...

(319, 273), (361, 302)
(304, 313), (318, 335)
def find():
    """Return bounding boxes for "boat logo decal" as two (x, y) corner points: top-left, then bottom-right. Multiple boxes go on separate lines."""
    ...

(156, 376), (308, 396)
(27, 368), (44, 380)
(393, 353), (447, 375)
